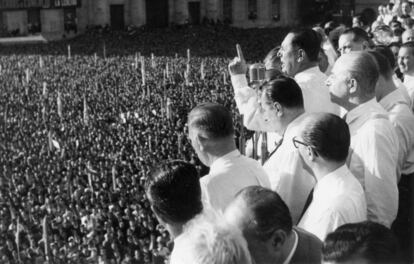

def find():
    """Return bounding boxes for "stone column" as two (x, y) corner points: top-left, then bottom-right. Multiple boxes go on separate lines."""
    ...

(205, 0), (219, 21)
(92, 0), (109, 26)
(257, 0), (271, 26)
(233, 0), (246, 26)
(175, 0), (188, 24)
(169, 0), (175, 24)
(130, 0), (146, 26)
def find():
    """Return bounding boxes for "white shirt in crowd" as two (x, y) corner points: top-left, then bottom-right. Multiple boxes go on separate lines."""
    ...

(294, 66), (340, 115)
(403, 74), (414, 110)
(231, 75), (315, 223)
(345, 99), (399, 227)
(200, 149), (270, 212)
(379, 88), (414, 176)
(298, 165), (367, 241)
(263, 114), (315, 224)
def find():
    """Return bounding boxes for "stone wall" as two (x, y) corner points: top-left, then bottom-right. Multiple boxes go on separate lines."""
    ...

(1, 0), (302, 35)
(4, 10), (27, 34)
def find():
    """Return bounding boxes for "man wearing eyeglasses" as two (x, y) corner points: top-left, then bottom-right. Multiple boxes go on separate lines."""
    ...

(293, 113), (367, 241)
(326, 51), (399, 228)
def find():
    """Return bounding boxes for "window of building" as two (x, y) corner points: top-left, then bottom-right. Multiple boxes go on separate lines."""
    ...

(248, 0), (257, 20)
(272, 0), (280, 21)
(223, 0), (232, 24)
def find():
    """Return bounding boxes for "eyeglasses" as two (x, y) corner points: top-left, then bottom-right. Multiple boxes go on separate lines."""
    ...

(292, 136), (309, 149)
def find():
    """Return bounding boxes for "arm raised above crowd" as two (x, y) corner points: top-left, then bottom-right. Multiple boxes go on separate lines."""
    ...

(229, 45), (274, 131)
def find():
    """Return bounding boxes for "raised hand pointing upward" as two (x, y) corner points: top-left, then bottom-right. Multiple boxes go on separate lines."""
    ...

(229, 44), (248, 76)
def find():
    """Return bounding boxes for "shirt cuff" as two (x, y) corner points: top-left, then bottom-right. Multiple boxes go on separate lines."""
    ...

(231, 74), (249, 90)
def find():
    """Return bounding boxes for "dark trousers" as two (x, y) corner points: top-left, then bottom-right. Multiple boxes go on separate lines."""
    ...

(392, 173), (414, 263)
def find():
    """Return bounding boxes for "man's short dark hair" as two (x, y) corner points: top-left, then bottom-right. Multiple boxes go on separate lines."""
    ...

(302, 113), (350, 163)
(322, 221), (401, 264)
(262, 76), (304, 109)
(145, 160), (202, 223)
(369, 50), (393, 80)
(341, 27), (370, 43)
(235, 186), (293, 241)
(400, 41), (414, 56)
(188, 102), (234, 139)
(290, 28), (322, 62)
(376, 45), (397, 69)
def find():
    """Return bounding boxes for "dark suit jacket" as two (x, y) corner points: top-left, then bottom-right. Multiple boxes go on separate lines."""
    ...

(290, 227), (323, 264)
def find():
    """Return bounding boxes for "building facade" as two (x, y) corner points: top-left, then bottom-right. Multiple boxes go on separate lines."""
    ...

(0, 0), (381, 35)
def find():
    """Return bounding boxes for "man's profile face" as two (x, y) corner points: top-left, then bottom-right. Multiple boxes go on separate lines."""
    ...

(398, 47), (414, 75)
(338, 34), (365, 55)
(259, 91), (283, 133)
(326, 58), (351, 106)
(278, 33), (301, 76)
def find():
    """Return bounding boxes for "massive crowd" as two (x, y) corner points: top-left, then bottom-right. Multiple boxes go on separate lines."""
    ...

(0, 25), (286, 263)
(1, 0), (414, 263)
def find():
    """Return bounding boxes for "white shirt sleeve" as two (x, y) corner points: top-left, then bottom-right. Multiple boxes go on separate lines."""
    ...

(231, 74), (275, 132)
(349, 121), (399, 227)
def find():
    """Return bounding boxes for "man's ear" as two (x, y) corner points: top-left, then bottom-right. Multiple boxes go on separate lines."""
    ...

(271, 230), (287, 251)
(297, 49), (305, 62)
(273, 102), (283, 117)
(307, 146), (317, 161)
(348, 78), (358, 95)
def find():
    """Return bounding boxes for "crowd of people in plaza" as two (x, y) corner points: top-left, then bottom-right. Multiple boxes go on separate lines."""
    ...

(2, 0), (414, 263)
(0, 25), (268, 263)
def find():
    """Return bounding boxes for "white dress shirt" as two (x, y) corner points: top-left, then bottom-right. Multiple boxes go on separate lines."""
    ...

(394, 75), (412, 107)
(231, 74), (275, 131)
(231, 68), (339, 123)
(403, 74), (414, 110)
(294, 66), (340, 115)
(298, 165), (367, 241)
(200, 149), (270, 212)
(263, 114), (316, 224)
(345, 99), (399, 227)
(380, 89), (414, 176)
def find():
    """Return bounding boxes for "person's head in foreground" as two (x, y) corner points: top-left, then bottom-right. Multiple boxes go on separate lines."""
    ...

(224, 186), (322, 264)
(172, 215), (252, 264)
(322, 221), (402, 264)
(326, 51), (378, 110)
(145, 160), (203, 239)
(187, 102), (236, 167)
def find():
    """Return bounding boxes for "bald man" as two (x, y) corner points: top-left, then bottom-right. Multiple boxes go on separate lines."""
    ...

(326, 51), (399, 227)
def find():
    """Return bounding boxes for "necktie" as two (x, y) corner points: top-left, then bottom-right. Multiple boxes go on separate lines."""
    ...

(297, 188), (314, 224)
(264, 136), (284, 163)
